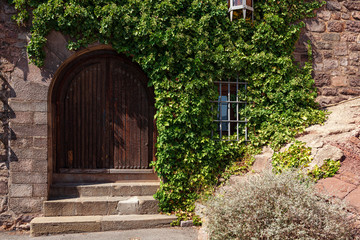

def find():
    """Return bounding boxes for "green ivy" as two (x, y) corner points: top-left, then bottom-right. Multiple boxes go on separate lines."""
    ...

(272, 141), (340, 182)
(10, 0), (326, 213)
(308, 159), (341, 182)
(272, 141), (312, 174)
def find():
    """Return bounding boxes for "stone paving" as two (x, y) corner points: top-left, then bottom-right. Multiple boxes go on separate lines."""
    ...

(0, 227), (199, 240)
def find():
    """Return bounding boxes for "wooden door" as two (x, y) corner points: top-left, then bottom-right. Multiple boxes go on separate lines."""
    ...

(54, 51), (154, 171)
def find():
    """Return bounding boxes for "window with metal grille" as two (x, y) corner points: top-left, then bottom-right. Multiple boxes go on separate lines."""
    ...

(212, 77), (248, 141)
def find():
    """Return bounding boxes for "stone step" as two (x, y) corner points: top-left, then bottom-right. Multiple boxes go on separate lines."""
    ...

(52, 171), (159, 184)
(44, 196), (159, 216)
(30, 214), (177, 236)
(49, 181), (160, 198)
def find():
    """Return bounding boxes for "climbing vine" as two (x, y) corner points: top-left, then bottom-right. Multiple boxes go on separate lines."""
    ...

(10, 0), (326, 213)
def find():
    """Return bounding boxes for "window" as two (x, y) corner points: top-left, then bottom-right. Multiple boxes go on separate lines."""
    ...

(212, 77), (248, 141)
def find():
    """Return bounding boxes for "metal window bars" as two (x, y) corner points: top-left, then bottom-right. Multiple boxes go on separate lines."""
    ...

(211, 76), (248, 141)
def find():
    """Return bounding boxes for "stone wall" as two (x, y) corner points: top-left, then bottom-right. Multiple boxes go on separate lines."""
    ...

(0, 0), (73, 227)
(294, 0), (360, 106)
(0, 1), (25, 225)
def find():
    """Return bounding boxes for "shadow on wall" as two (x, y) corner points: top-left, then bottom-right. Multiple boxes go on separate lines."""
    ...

(0, 0), (30, 167)
(0, 73), (11, 165)
(294, 1), (360, 107)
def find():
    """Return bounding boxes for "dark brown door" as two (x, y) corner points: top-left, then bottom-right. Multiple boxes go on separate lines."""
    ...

(54, 52), (154, 171)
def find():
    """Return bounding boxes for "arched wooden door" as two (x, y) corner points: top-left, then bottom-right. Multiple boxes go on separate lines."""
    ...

(52, 50), (155, 172)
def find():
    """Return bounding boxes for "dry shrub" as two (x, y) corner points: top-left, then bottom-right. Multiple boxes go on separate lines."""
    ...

(205, 171), (359, 240)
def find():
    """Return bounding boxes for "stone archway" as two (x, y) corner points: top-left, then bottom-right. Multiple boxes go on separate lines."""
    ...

(48, 47), (157, 183)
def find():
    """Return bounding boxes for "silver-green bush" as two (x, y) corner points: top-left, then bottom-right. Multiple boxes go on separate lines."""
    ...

(205, 171), (359, 240)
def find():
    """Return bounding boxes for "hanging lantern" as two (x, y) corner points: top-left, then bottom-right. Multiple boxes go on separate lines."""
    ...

(228, 0), (254, 21)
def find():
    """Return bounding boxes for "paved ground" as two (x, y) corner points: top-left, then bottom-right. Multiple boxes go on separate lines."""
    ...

(0, 227), (199, 240)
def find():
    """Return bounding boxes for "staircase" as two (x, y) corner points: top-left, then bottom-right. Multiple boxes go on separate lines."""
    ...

(30, 181), (176, 236)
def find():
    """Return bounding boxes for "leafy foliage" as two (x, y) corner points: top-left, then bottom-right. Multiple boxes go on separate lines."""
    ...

(206, 171), (359, 240)
(272, 141), (312, 174)
(10, 0), (326, 212)
(272, 141), (340, 182)
(308, 159), (341, 181)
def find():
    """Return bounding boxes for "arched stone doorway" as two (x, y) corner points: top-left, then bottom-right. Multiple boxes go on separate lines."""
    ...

(49, 48), (156, 183)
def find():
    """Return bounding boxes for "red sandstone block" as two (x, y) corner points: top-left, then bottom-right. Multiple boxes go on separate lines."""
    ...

(328, 21), (344, 32)
(353, 12), (360, 20)
(0, 169), (8, 177)
(341, 13), (350, 20)
(10, 81), (48, 102)
(11, 124), (47, 137)
(322, 33), (340, 41)
(314, 73), (331, 87)
(11, 172), (47, 184)
(317, 10), (331, 21)
(316, 177), (357, 199)
(0, 180), (8, 195)
(327, 1), (342, 11)
(11, 147), (47, 159)
(9, 197), (43, 214)
(31, 160), (47, 173)
(9, 100), (47, 112)
(346, 21), (360, 33)
(306, 20), (326, 32)
(33, 137), (47, 149)
(33, 112), (47, 125)
(10, 160), (33, 172)
(331, 76), (348, 86)
(323, 59), (339, 70)
(344, 2), (360, 11)
(12, 112), (34, 124)
(32, 184), (48, 197)
(321, 87), (338, 96)
(349, 43), (360, 51)
(10, 159), (47, 173)
(349, 76), (360, 87)
(331, 12), (341, 20)
(9, 184), (32, 197)
(10, 137), (33, 149)
(337, 171), (360, 185)
(339, 88), (360, 95)
(345, 187), (360, 212)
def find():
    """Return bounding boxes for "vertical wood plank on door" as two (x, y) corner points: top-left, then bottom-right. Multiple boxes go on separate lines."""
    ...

(80, 70), (85, 169)
(91, 65), (96, 169)
(56, 52), (154, 171)
(112, 63), (120, 169)
(109, 59), (114, 169)
(105, 59), (111, 168)
(96, 63), (102, 168)
(87, 67), (92, 168)
(115, 66), (126, 169)
(84, 69), (89, 169)
(140, 82), (149, 169)
(64, 84), (71, 168)
(57, 90), (64, 169)
(132, 77), (141, 169)
(73, 79), (77, 169)
(75, 76), (81, 169)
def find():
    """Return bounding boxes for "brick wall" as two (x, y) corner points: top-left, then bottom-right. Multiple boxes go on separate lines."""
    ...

(294, 1), (360, 106)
